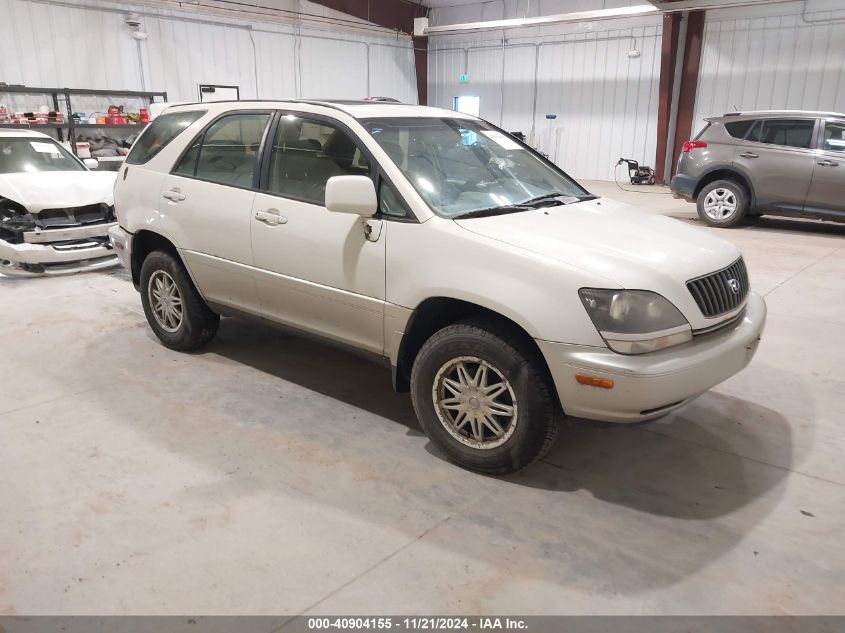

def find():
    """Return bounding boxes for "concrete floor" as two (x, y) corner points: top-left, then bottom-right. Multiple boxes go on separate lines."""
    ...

(2, 182), (844, 615)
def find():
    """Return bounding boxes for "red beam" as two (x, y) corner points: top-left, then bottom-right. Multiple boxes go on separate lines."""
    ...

(414, 36), (428, 105)
(672, 10), (706, 176)
(655, 12), (682, 183)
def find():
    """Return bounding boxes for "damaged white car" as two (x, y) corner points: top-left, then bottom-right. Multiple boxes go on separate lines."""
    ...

(0, 130), (119, 276)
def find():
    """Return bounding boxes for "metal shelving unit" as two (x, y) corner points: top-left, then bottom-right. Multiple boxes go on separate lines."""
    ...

(0, 86), (167, 157)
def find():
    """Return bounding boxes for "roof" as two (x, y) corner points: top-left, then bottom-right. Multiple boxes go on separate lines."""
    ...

(710, 110), (845, 120)
(0, 128), (53, 139)
(162, 99), (473, 120)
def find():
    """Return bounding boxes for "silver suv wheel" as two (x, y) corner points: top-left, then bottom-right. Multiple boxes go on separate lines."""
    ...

(432, 356), (518, 450)
(148, 270), (184, 333)
(702, 187), (738, 221)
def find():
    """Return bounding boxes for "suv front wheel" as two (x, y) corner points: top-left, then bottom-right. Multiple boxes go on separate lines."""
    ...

(140, 250), (220, 351)
(410, 321), (560, 474)
(696, 179), (748, 228)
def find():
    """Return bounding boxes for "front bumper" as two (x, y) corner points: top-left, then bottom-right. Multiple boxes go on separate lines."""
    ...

(669, 174), (697, 201)
(107, 224), (133, 271)
(538, 292), (766, 423)
(0, 222), (119, 277)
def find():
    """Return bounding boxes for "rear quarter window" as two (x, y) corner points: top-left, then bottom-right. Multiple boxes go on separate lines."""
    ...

(126, 110), (206, 165)
(724, 120), (755, 139)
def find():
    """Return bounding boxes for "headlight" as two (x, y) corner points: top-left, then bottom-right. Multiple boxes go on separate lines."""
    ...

(579, 288), (692, 354)
(0, 199), (36, 243)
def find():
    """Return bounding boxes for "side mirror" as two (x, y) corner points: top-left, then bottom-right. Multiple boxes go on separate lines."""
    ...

(325, 175), (377, 218)
(83, 158), (99, 170)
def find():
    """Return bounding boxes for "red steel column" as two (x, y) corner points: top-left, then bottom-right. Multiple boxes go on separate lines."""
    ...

(671, 10), (706, 173)
(414, 36), (428, 105)
(655, 12), (682, 184)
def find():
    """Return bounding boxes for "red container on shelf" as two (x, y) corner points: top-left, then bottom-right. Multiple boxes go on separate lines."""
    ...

(139, 108), (149, 123)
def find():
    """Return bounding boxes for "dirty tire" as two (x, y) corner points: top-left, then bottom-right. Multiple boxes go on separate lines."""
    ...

(411, 321), (560, 475)
(696, 179), (748, 228)
(140, 249), (219, 351)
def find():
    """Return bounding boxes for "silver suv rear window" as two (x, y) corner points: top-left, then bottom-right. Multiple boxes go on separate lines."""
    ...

(724, 120), (755, 139)
(745, 118), (815, 149)
(126, 110), (206, 165)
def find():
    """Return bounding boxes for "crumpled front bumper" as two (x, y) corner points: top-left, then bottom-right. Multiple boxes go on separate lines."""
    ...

(0, 222), (120, 276)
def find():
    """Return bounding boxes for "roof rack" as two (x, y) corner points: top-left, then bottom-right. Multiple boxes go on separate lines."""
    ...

(721, 109), (845, 118)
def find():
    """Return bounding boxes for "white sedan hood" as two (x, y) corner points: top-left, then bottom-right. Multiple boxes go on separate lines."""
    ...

(454, 197), (741, 290)
(0, 171), (116, 213)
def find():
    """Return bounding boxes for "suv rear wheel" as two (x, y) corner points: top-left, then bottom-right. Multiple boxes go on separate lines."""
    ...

(140, 250), (220, 351)
(696, 179), (748, 228)
(410, 321), (559, 474)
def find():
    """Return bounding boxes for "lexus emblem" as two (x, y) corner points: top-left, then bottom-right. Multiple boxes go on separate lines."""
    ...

(727, 278), (740, 294)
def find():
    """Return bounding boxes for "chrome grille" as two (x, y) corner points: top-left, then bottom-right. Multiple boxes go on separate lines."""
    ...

(687, 257), (749, 318)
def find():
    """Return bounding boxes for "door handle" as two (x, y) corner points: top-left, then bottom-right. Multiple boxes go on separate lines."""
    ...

(254, 209), (287, 226)
(739, 152), (759, 159)
(817, 159), (839, 167)
(162, 189), (186, 202)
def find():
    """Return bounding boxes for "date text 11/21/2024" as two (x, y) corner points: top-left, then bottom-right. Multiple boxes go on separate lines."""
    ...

(307, 617), (528, 630)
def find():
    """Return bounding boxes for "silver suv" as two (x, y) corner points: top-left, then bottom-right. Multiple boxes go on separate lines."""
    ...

(671, 111), (845, 227)
(110, 100), (765, 474)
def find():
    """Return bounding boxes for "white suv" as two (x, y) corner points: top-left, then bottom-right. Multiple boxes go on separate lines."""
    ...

(110, 100), (766, 474)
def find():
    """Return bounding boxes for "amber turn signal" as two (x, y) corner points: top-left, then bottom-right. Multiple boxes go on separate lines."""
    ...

(575, 374), (615, 389)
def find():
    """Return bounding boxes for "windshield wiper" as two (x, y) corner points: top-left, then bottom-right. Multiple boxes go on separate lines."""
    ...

(451, 205), (532, 220)
(452, 193), (598, 220)
(519, 192), (598, 206)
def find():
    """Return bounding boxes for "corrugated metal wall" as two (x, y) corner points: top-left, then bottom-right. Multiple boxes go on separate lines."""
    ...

(0, 0), (142, 111)
(692, 2), (845, 134)
(0, 0), (416, 110)
(429, 22), (662, 181)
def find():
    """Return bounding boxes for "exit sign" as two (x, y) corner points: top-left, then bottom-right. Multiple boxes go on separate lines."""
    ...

(459, 73), (469, 83)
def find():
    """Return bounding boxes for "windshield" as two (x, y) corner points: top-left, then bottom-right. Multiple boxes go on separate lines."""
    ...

(0, 137), (85, 174)
(362, 117), (589, 218)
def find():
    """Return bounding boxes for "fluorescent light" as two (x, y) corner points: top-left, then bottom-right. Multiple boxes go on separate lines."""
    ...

(424, 5), (659, 35)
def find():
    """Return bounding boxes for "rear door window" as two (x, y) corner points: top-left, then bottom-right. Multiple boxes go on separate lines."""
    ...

(193, 112), (271, 188)
(745, 118), (816, 149)
(125, 110), (206, 165)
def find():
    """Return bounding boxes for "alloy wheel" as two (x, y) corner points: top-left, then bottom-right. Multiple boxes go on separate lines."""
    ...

(432, 356), (518, 450)
(148, 270), (184, 333)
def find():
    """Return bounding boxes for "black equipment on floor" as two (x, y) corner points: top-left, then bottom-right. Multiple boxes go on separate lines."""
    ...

(616, 158), (656, 185)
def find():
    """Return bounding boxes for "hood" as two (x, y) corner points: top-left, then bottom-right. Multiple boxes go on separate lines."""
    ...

(454, 197), (741, 290)
(0, 171), (117, 213)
